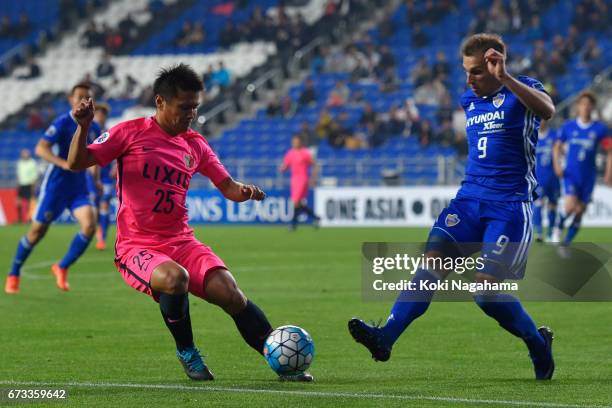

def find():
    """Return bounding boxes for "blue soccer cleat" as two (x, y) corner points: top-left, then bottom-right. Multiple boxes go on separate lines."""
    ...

(176, 347), (214, 381)
(348, 318), (392, 362)
(532, 326), (555, 380)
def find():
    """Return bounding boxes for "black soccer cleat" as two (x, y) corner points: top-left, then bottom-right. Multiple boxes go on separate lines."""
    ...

(278, 372), (315, 382)
(348, 318), (392, 362)
(177, 347), (214, 381)
(533, 326), (555, 380)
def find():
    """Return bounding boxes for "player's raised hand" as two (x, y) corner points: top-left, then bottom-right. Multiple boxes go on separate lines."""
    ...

(73, 98), (95, 127)
(484, 48), (507, 82)
(241, 184), (266, 201)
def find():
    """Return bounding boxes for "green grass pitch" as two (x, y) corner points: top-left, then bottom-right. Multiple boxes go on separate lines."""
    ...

(1, 225), (611, 407)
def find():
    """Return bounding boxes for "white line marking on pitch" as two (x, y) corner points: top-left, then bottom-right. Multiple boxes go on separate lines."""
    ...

(0, 380), (609, 408)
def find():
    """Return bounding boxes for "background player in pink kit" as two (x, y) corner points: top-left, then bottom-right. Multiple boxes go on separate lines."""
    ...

(67, 64), (312, 382)
(280, 135), (320, 230)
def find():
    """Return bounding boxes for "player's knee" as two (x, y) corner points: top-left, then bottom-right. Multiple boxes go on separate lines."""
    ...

(157, 266), (189, 294)
(565, 198), (577, 214)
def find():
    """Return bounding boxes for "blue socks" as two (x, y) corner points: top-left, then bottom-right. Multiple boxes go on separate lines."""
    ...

(58, 232), (92, 269)
(532, 201), (543, 237)
(99, 210), (109, 241)
(9, 236), (34, 277)
(546, 207), (557, 240)
(380, 270), (546, 358)
(381, 268), (440, 346)
(564, 219), (581, 244)
(474, 293), (545, 356)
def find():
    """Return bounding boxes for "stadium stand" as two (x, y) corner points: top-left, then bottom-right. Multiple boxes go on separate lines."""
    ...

(0, 0), (610, 190)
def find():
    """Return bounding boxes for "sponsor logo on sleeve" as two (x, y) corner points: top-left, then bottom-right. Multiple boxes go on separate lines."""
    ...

(94, 132), (110, 144)
(45, 125), (57, 137)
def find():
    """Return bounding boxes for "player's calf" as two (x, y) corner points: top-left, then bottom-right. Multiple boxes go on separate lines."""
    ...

(205, 269), (273, 355)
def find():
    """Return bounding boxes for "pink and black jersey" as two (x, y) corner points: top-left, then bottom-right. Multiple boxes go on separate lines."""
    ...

(87, 117), (229, 256)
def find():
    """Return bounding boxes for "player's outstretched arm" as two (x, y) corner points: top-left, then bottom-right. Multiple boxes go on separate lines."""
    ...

(485, 48), (555, 120)
(67, 98), (98, 171)
(217, 176), (266, 202)
(35, 139), (70, 170)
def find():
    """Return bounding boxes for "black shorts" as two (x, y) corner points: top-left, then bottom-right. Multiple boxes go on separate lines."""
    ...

(17, 185), (33, 200)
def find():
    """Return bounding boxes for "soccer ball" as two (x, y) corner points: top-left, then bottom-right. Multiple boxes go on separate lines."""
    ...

(263, 325), (315, 375)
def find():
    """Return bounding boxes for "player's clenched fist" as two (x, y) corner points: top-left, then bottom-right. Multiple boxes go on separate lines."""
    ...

(73, 98), (95, 127)
(241, 184), (266, 201)
(484, 48), (507, 82)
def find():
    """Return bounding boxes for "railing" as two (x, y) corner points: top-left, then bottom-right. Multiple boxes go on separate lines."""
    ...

(0, 155), (461, 189)
(197, 36), (324, 133)
(189, 156), (460, 190)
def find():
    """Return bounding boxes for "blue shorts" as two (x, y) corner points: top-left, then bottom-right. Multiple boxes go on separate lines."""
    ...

(426, 197), (533, 280)
(100, 183), (114, 203)
(562, 174), (595, 203)
(536, 177), (560, 204)
(33, 187), (93, 224)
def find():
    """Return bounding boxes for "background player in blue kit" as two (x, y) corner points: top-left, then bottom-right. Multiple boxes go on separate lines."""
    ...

(5, 83), (101, 294)
(533, 120), (560, 242)
(348, 34), (556, 380)
(553, 91), (612, 246)
(91, 103), (115, 251)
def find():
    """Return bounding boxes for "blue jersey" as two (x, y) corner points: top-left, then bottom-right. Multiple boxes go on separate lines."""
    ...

(559, 119), (609, 182)
(40, 111), (101, 193)
(457, 76), (545, 202)
(100, 163), (113, 184)
(535, 127), (558, 185)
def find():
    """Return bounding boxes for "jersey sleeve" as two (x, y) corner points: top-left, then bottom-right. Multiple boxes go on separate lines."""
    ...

(197, 140), (230, 186)
(517, 76), (547, 93)
(87, 124), (128, 167)
(41, 118), (63, 144)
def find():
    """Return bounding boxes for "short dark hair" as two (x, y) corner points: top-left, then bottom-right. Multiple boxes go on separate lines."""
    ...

(153, 63), (204, 100)
(577, 90), (596, 105)
(461, 33), (506, 57)
(71, 82), (91, 95)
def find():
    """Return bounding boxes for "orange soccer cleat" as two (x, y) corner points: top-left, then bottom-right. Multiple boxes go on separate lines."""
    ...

(5, 276), (20, 294)
(51, 264), (70, 291)
(95, 240), (106, 251)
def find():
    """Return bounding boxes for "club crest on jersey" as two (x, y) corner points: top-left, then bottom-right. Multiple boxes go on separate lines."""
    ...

(184, 154), (194, 168)
(445, 214), (460, 227)
(492, 92), (505, 108)
(468, 102), (475, 111)
(94, 132), (110, 144)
